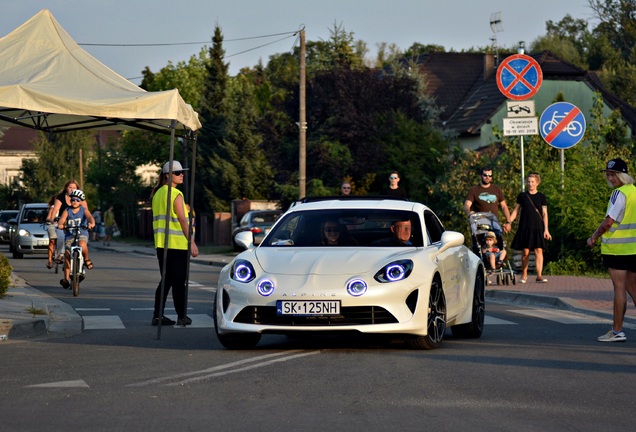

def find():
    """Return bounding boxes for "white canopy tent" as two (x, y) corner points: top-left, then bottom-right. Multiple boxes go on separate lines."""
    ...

(0, 10), (202, 336)
(0, 9), (201, 134)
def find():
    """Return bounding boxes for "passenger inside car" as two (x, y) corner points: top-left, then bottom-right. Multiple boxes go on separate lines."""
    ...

(319, 219), (357, 246)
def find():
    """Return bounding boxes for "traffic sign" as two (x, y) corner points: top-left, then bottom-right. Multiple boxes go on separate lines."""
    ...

(506, 100), (535, 118)
(539, 102), (586, 149)
(496, 54), (543, 101)
(503, 118), (538, 136)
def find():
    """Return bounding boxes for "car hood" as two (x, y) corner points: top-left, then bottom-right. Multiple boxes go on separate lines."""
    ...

(17, 222), (47, 233)
(254, 247), (415, 275)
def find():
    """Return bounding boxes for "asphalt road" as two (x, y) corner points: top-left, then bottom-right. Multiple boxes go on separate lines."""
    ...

(2, 247), (636, 431)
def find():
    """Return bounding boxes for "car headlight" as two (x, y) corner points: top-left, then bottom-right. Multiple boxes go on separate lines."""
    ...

(18, 228), (31, 237)
(231, 259), (256, 283)
(374, 260), (413, 283)
(256, 279), (275, 296)
(347, 278), (368, 297)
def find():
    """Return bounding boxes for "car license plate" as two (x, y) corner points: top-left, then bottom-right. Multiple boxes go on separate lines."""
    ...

(38, 239), (48, 246)
(276, 300), (341, 316)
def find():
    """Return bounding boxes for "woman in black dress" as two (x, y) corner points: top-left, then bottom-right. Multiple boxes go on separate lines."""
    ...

(509, 172), (552, 283)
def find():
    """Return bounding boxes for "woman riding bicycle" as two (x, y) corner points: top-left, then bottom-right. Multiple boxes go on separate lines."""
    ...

(57, 189), (95, 289)
(47, 179), (91, 268)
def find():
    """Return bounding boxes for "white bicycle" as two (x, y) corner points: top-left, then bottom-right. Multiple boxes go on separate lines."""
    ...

(64, 224), (88, 297)
(541, 111), (583, 137)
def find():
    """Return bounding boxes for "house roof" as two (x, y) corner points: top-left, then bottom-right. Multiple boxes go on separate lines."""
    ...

(415, 51), (636, 138)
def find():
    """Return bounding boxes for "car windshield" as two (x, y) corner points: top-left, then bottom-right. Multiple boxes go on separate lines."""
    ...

(0, 212), (17, 223)
(21, 208), (49, 223)
(250, 212), (280, 225)
(261, 209), (423, 247)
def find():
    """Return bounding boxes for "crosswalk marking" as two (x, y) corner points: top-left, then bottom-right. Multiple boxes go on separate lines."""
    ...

(83, 315), (125, 329)
(164, 314), (214, 328)
(485, 316), (517, 325)
(510, 309), (609, 324)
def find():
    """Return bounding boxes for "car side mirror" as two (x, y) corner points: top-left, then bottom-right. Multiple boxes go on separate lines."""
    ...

(8, 218), (17, 225)
(235, 231), (254, 250)
(437, 231), (465, 254)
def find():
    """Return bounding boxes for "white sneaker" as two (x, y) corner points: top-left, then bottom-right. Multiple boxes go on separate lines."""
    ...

(597, 329), (626, 342)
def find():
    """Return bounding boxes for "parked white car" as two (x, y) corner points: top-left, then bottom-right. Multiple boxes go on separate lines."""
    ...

(214, 196), (485, 350)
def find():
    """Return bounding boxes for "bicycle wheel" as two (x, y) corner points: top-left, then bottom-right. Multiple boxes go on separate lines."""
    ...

(71, 250), (81, 297)
(54, 248), (60, 274)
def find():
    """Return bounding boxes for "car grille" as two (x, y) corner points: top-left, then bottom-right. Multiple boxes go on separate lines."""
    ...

(233, 306), (398, 326)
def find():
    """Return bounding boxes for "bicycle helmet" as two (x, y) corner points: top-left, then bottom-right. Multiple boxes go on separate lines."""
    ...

(69, 189), (85, 201)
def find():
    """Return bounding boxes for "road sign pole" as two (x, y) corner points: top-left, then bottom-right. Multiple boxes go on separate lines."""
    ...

(520, 135), (525, 192)
(560, 149), (565, 190)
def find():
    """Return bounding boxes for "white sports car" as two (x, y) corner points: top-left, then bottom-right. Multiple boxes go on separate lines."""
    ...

(214, 197), (485, 349)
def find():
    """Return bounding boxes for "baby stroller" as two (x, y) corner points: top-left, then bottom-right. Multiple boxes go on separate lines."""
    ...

(469, 212), (516, 286)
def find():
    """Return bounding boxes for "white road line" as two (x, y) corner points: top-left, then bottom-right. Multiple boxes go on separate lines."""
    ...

(485, 315), (517, 325)
(167, 351), (321, 385)
(83, 315), (125, 330)
(128, 351), (317, 387)
(509, 309), (608, 324)
(166, 314), (214, 328)
(75, 308), (110, 311)
(27, 380), (89, 388)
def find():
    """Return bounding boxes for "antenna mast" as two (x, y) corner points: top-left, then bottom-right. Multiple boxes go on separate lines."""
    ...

(489, 12), (503, 67)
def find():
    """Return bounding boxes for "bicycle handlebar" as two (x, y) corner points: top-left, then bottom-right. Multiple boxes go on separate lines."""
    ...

(61, 225), (90, 233)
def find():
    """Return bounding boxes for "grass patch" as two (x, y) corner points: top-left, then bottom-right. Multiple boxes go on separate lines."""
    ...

(26, 306), (47, 315)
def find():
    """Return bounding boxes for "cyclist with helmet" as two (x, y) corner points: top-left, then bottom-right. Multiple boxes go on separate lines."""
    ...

(47, 179), (91, 265)
(57, 189), (95, 289)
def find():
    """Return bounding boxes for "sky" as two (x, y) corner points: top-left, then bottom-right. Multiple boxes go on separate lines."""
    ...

(1, 1), (596, 85)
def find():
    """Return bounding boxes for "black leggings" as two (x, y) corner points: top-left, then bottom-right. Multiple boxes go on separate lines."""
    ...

(153, 248), (188, 319)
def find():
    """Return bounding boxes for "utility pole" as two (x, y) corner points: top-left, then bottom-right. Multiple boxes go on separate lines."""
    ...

(79, 148), (84, 190)
(298, 28), (307, 199)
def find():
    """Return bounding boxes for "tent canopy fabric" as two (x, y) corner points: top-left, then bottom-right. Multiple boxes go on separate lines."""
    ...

(0, 9), (201, 134)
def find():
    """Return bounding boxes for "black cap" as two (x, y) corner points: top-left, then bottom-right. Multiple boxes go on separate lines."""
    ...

(601, 158), (628, 174)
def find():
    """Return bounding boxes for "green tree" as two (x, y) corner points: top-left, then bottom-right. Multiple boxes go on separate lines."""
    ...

(20, 131), (95, 202)
(86, 140), (145, 236)
(589, 0), (636, 62)
(205, 75), (274, 209)
(197, 24), (230, 213)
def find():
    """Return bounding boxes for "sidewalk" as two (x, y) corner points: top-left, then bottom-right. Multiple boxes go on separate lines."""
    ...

(1, 240), (635, 341)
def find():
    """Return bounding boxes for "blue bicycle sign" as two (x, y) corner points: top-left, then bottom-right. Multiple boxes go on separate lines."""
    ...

(539, 102), (586, 149)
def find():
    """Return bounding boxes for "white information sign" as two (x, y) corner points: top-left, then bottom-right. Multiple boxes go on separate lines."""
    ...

(503, 118), (539, 136)
(506, 100), (535, 118)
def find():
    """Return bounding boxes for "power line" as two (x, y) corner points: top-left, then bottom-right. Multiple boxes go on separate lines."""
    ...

(77, 30), (298, 47)
(81, 30), (301, 81)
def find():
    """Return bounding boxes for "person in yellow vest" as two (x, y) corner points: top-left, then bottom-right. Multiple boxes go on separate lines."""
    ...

(150, 160), (199, 326)
(587, 158), (636, 342)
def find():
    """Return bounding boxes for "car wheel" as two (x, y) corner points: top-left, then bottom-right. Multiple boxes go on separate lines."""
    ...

(407, 276), (446, 350)
(452, 269), (485, 339)
(213, 291), (261, 349)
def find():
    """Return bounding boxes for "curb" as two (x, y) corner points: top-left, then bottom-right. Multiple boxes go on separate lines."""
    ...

(486, 289), (636, 325)
(0, 275), (82, 341)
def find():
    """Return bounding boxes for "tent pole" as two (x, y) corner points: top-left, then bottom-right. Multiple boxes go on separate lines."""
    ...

(181, 132), (197, 325)
(156, 120), (177, 339)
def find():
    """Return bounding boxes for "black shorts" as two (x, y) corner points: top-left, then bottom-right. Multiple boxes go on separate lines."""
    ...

(602, 254), (636, 271)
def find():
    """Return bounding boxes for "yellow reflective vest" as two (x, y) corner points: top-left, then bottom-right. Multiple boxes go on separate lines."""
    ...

(152, 185), (189, 250)
(601, 184), (636, 255)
